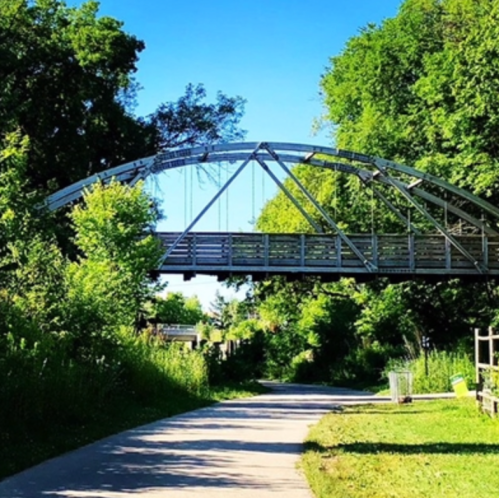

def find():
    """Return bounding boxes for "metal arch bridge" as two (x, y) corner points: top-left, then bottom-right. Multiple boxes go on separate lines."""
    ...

(46, 141), (499, 281)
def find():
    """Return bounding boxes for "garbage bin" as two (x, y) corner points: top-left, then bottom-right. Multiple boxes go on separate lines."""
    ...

(389, 371), (413, 403)
(450, 373), (468, 397)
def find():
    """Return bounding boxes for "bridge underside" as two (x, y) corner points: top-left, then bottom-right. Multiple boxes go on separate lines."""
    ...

(157, 232), (499, 282)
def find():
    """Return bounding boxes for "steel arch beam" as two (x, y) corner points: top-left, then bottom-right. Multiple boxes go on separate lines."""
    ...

(152, 140), (499, 221)
(44, 142), (499, 239)
(45, 156), (156, 210)
(154, 150), (499, 236)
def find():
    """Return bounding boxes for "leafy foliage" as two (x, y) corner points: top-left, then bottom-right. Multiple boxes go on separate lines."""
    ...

(386, 350), (475, 394)
(0, 0), (145, 189)
(321, 0), (499, 199)
(248, 0), (499, 387)
(69, 180), (162, 328)
(0, 1), (245, 192)
(151, 292), (205, 325)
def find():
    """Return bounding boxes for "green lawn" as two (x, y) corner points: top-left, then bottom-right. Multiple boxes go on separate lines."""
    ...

(0, 381), (267, 481)
(302, 399), (499, 498)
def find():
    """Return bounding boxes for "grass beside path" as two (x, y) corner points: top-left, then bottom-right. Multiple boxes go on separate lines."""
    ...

(302, 399), (499, 498)
(0, 381), (267, 481)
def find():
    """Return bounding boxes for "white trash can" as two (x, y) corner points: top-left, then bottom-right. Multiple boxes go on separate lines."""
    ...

(389, 370), (413, 403)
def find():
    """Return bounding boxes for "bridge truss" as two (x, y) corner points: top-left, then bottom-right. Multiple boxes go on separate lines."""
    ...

(45, 142), (499, 280)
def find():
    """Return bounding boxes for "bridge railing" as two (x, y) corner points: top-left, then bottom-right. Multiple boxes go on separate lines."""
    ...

(160, 324), (197, 331)
(157, 232), (499, 275)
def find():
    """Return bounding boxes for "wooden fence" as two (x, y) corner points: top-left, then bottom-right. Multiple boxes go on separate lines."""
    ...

(475, 327), (499, 417)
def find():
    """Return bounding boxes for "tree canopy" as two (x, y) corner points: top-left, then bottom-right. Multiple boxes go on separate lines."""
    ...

(151, 293), (205, 325)
(251, 0), (499, 385)
(321, 0), (499, 198)
(0, 0), (245, 192)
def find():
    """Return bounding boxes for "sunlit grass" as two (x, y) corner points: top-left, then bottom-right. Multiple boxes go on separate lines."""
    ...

(302, 399), (499, 498)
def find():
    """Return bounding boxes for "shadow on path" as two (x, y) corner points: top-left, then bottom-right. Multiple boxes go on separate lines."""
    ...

(0, 383), (383, 498)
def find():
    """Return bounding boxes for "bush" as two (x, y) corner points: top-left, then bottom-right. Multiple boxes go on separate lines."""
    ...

(288, 350), (315, 382)
(202, 333), (266, 384)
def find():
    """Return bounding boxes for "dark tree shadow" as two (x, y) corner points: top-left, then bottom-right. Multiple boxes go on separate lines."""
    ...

(305, 440), (499, 455)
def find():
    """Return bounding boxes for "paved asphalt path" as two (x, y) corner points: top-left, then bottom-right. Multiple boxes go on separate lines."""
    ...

(0, 383), (395, 498)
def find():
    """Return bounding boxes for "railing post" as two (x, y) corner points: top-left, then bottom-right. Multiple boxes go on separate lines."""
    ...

(445, 237), (451, 270)
(192, 233), (197, 267)
(475, 327), (480, 385)
(264, 234), (269, 267)
(483, 235), (489, 267)
(371, 234), (378, 268)
(228, 233), (233, 267)
(409, 233), (415, 271)
(336, 235), (342, 268)
(300, 234), (305, 267)
(490, 326), (495, 371)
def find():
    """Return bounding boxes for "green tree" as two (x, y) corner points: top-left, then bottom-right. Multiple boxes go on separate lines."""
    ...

(317, 0), (499, 345)
(253, 0), (499, 387)
(152, 292), (205, 325)
(0, 1), (246, 193)
(0, 133), (66, 342)
(67, 180), (162, 334)
(148, 83), (246, 150)
(321, 0), (499, 199)
(0, 0), (145, 189)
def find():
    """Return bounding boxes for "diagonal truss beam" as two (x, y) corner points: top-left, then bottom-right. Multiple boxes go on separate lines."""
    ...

(152, 150), (495, 236)
(158, 144), (261, 266)
(310, 158), (498, 236)
(261, 143), (377, 272)
(359, 176), (421, 234)
(129, 167), (153, 186)
(371, 156), (499, 222)
(270, 142), (499, 221)
(373, 165), (487, 273)
(255, 157), (323, 233)
(409, 185), (497, 236)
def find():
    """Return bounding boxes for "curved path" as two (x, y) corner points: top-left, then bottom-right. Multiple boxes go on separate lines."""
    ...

(0, 383), (379, 498)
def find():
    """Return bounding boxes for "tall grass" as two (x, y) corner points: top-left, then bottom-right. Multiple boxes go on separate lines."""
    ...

(0, 328), (209, 432)
(386, 350), (475, 394)
(0, 349), (116, 428)
(118, 329), (209, 401)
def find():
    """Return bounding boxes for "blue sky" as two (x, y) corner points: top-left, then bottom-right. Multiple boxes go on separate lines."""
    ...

(91, 0), (403, 308)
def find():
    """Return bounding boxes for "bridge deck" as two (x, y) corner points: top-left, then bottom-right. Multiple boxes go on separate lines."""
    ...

(157, 232), (499, 279)
(161, 326), (199, 342)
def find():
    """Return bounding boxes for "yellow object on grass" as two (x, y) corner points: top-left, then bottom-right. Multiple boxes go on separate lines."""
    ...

(450, 373), (469, 397)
